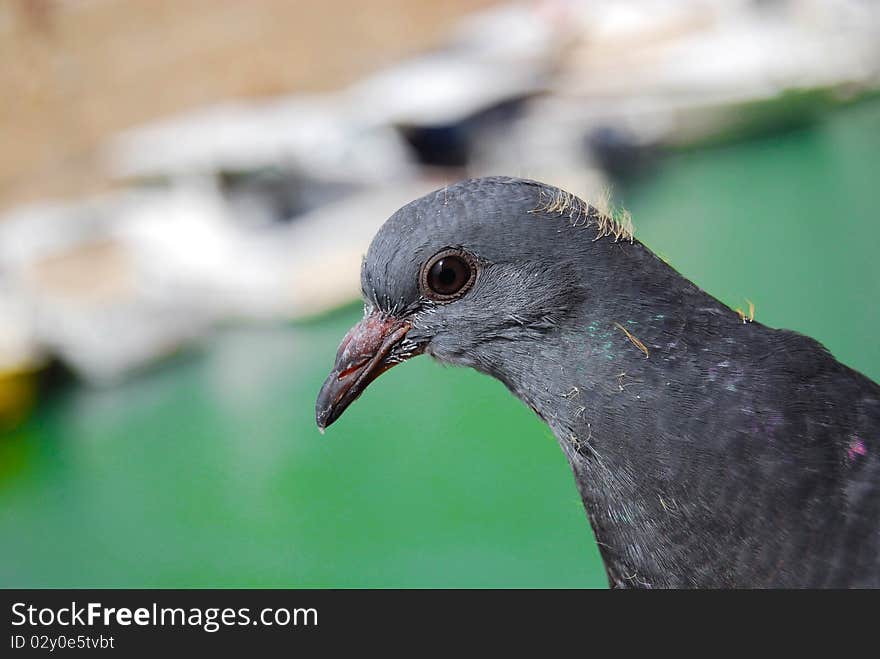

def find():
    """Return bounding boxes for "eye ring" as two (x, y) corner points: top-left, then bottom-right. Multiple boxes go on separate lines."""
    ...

(419, 248), (478, 301)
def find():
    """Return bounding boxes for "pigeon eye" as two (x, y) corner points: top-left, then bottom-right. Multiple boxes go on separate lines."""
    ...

(420, 249), (476, 301)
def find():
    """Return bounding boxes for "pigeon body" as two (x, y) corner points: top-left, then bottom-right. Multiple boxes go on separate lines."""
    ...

(316, 176), (880, 588)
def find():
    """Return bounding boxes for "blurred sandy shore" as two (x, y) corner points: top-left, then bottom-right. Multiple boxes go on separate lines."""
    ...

(0, 0), (493, 211)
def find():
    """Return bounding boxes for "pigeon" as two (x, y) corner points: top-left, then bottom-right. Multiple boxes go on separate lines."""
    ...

(315, 176), (880, 588)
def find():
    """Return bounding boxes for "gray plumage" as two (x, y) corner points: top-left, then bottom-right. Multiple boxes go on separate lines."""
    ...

(318, 176), (880, 588)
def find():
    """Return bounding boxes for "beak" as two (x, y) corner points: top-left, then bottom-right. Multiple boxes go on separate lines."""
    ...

(315, 312), (419, 431)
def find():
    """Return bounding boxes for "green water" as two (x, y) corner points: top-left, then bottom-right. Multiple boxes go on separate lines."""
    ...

(2, 101), (878, 588)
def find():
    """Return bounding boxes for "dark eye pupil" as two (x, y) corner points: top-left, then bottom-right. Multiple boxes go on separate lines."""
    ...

(437, 264), (457, 285)
(428, 256), (470, 296)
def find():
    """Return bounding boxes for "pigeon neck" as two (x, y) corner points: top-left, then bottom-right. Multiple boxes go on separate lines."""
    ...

(485, 242), (737, 587)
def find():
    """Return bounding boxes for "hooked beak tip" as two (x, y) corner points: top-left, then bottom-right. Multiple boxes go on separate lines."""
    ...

(315, 383), (341, 431)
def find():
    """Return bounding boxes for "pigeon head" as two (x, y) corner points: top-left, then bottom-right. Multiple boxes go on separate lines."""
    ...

(315, 176), (626, 430)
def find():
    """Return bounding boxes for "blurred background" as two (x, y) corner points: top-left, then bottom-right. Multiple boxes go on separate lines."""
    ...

(1, 0), (879, 587)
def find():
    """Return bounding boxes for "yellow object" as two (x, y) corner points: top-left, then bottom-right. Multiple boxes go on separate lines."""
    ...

(0, 368), (38, 433)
